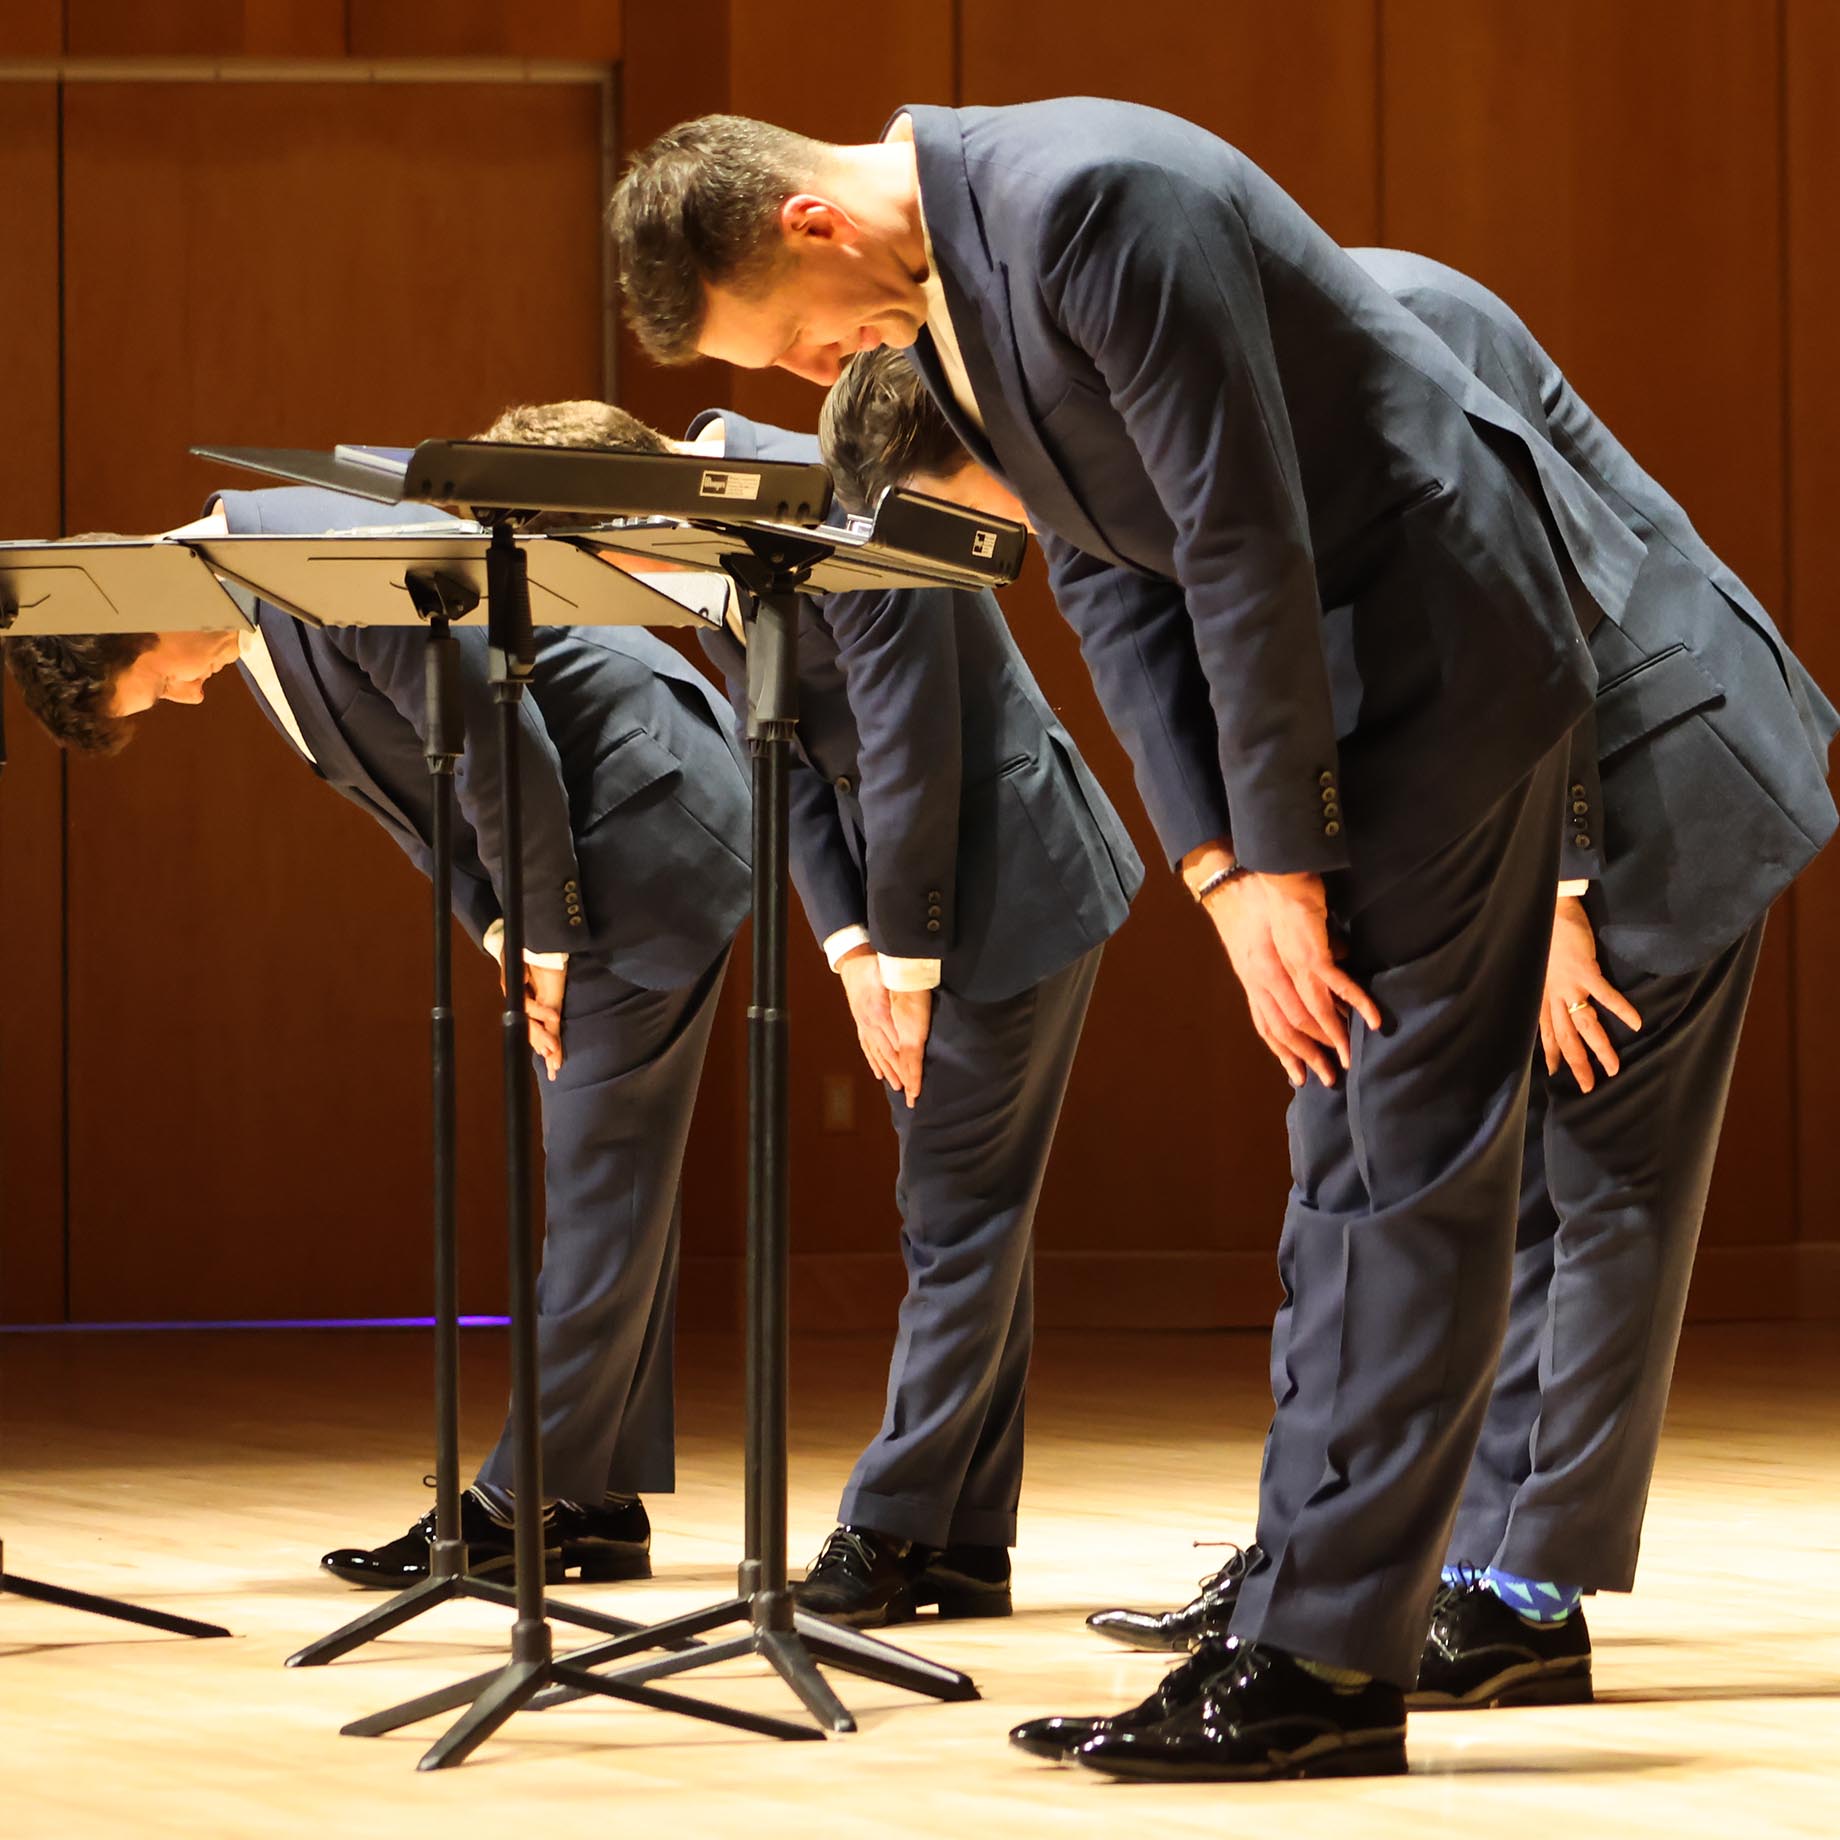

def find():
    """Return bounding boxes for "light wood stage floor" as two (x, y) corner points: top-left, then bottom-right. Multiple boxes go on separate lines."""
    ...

(2, 1323), (1835, 1838)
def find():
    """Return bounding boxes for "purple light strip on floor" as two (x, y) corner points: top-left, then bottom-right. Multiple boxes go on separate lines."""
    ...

(0, 1315), (511, 1334)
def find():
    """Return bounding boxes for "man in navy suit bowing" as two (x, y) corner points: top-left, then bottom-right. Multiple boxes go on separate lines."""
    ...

(6, 484), (753, 1590)
(825, 235), (1837, 1715)
(609, 100), (1660, 1778)
(484, 397), (1142, 1625)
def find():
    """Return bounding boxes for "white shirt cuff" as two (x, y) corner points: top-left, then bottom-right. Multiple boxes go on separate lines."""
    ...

(482, 919), (571, 970)
(1556, 880), (1590, 899)
(823, 925), (873, 970)
(878, 954), (942, 991)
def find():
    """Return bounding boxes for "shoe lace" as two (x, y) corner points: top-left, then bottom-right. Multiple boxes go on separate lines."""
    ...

(806, 1526), (881, 1584)
(1192, 1541), (1254, 1598)
(1431, 1561), (1488, 1608)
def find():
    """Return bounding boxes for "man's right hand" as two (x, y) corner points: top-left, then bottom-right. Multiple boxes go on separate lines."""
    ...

(1542, 894), (1641, 1092)
(836, 944), (923, 1102)
(1184, 845), (1380, 1088)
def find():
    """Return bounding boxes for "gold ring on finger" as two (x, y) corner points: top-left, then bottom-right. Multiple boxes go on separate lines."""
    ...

(1567, 999), (1592, 1015)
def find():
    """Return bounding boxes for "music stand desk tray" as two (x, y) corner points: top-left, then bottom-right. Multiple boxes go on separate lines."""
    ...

(186, 532), (728, 631)
(0, 540), (250, 636)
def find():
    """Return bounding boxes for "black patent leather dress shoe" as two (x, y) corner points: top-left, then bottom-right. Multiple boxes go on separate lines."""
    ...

(319, 1488), (651, 1589)
(791, 1524), (935, 1627)
(1086, 1543), (1265, 1652)
(1073, 1641), (1408, 1782)
(1410, 1578), (1592, 1708)
(915, 1542), (1013, 1619)
(1010, 1635), (1237, 1760)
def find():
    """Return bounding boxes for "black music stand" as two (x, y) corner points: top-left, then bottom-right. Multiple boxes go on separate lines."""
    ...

(0, 538), (245, 1645)
(193, 442), (1026, 1766)
(177, 519), (726, 1671)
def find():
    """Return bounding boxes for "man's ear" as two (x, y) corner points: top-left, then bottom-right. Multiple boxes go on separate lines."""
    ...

(779, 194), (856, 248)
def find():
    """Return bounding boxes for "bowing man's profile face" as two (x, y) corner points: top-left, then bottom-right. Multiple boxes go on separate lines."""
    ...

(697, 196), (928, 387)
(109, 629), (242, 716)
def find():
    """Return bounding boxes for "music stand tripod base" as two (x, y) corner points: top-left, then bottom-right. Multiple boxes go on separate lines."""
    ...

(1, 1540), (231, 1640)
(521, 556), (979, 1733)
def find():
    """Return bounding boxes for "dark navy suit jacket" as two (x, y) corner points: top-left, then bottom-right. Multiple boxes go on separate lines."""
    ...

(216, 486), (752, 990)
(692, 413), (1142, 1004)
(1352, 250), (1838, 974)
(896, 98), (1653, 890)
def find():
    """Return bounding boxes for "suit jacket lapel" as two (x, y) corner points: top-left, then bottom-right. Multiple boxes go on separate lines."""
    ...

(903, 104), (1129, 566)
(256, 606), (422, 838)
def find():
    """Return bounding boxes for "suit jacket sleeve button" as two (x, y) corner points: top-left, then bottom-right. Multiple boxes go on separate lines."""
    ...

(1573, 831), (1591, 848)
(926, 919), (942, 933)
(834, 775), (852, 793)
(1318, 770), (1335, 788)
(1571, 783), (1587, 798)
(1323, 820), (1342, 837)
(569, 915), (585, 928)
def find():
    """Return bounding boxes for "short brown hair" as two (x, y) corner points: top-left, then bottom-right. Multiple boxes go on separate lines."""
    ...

(480, 399), (671, 455)
(479, 400), (675, 531)
(4, 630), (157, 755)
(819, 348), (972, 513)
(609, 115), (829, 365)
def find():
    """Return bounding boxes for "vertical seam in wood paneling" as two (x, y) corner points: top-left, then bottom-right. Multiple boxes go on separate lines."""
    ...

(951, 0), (964, 106)
(1372, 0), (1386, 242)
(1779, 0), (1802, 1247)
(55, 75), (71, 1320)
(601, 66), (619, 402)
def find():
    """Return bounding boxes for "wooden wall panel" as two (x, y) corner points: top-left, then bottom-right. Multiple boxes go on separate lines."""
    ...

(0, 1), (62, 55)
(726, 6), (957, 1268)
(1379, 0), (1783, 594)
(615, 3), (963, 1298)
(0, 84), (67, 1323)
(64, 1), (345, 57)
(348, 1), (621, 60)
(613, 0), (745, 1287)
(1380, 0), (1794, 1258)
(1789, 0), (1840, 1260)
(959, 0), (1381, 244)
(59, 78), (607, 1319)
(614, 0), (735, 464)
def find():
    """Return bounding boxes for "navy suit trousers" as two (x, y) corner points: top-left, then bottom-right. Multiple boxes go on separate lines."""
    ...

(475, 946), (729, 1503)
(837, 946), (1103, 1549)
(1231, 747), (1569, 1684)
(1448, 919), (1764, 1590)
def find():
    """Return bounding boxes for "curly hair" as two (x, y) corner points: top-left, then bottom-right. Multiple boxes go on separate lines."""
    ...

(819, 347), (971, 514)
(609, 115), (830, 365)
(4, 630), (158, 755)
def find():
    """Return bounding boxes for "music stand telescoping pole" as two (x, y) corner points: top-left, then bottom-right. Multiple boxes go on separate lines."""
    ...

(283, 581), (651, 1668)
(333, 524), (816, 1767)
(184, 519), (759, 1675)
(176, 540), (678, 1671)
(190, 442), (1021, 1762)
(0, 540), (236, 1644)
(520, 536), (986, 1728)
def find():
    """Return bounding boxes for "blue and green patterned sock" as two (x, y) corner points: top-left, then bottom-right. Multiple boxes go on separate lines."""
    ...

(1482, 1567), (1581, 1624)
